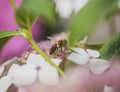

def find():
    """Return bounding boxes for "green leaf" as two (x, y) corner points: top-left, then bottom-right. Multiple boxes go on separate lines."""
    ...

(0, 37), (11, 49)
(0, 30), (22, 39)
(99, 33), (120, 59)
(84, 43), (103, 50)
(0, 30), (21, 50)
(15, 0), (57, 29)
(68, 0), (118, 47)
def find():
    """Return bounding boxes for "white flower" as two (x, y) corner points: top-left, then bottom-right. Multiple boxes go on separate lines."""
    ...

(54, 0), (89, 18)
(0, 76), (11, 92)
(67, 48), (110, 75)
(0, 54), (61, 92)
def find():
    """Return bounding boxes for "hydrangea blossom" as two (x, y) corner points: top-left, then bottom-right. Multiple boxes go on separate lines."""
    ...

(67, 48), (110, 75)
(0, 54), (62, 92)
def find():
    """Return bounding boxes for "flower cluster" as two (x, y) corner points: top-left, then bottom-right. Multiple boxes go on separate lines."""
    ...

(0, 0), (120, 92)
(0, 53), (62, 92)
(68, 48), (110, 75)
(1, 37), (120, 92)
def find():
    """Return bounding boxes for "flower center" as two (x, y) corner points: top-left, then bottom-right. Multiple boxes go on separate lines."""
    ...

(36, 66), (41, 71)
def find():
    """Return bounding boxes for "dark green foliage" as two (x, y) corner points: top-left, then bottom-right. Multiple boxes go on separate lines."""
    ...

(0, 37), (11, 49)
(15, 0), (57, 29)
(0, 30), (21, 39)
(100, 33), (120, 59)
(0, 30), (22, 49)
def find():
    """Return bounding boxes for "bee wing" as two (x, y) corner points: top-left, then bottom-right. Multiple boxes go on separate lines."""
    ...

(47, 36), (57, 44)
(47, 36), (53, 40)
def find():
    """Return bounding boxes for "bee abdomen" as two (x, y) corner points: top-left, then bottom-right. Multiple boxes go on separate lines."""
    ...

(49, 44), (57, 55)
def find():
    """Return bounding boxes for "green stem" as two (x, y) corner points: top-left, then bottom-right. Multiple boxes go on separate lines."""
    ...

(21, 29), (64, 75)
(9, 0), (17, 11)
(0, 30), (21, 39)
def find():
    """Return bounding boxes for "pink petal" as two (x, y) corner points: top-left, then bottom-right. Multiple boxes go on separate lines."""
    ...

(0, 36), (29, 62)
(0, 0), (22, 30)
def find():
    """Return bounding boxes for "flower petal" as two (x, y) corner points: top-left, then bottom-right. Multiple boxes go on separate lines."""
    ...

(89, 59), (110, 75)
(11, 65), (37, 86)
(67, 53), (89, 65)
(86, 49), (100, 58)
(72, 48), (88, 56)
(51, 58), (62, 66)
(38, 67), (59, 85)
(0, 76), (12, 92)
(0, 66), (4, 76)
(0, 37), (29, 62)
(7, 64), (21, 77)
(27, 54), (50, 68)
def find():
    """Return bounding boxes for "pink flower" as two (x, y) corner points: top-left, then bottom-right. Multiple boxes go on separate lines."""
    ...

(0, 0), (44, 63)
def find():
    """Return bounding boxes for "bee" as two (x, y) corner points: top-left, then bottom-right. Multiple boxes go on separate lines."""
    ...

(49, 39), (67, 55)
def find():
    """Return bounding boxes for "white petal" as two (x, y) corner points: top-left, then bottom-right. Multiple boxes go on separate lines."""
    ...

(103, 86), (113, 92)
(0, 76), (12, 92)
(39, 61), (52, 69)
(27, 54), (46, 68)
(89, 59), (110, 75)
(67, 53), (89, 65)
(54, 0), (73, 18)
(73, 0), (89, 13)
(86, 49), (100, 58)
(72, 48), (88, 56)
(7, 64), (21, 77)
(0, 66), (4, 76)
(51, 58), (62, 66)
(11, 65), (37, 86)
(38, 67), (59, 85)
